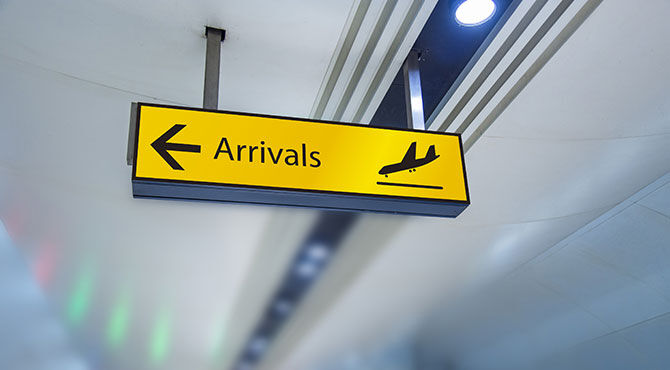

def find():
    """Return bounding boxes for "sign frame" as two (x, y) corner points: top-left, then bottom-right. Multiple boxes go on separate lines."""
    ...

(130, 102), (470, 217)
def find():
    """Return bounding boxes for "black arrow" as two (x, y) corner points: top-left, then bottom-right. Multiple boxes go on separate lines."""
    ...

(151, 124), (201, 170)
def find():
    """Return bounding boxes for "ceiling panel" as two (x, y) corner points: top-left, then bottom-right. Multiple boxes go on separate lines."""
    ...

(415, 173), (670, 369)
(531, 239), (670, 329)
(0, 0), (352, 116)
(578, 203), (670, 301)
(620, 313), (670, 369)
(638, 181), (670, 217)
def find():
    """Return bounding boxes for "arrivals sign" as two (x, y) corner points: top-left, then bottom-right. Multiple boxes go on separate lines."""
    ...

(130, 103), (469, 217)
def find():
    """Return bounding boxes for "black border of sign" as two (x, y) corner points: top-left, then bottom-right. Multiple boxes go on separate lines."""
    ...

(131, 102), (470, 217)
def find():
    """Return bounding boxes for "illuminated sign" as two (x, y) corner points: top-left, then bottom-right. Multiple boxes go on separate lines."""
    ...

(130, 103), (469, 217)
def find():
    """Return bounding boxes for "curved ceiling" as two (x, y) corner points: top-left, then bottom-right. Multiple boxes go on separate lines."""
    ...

(1, 0), (669, 370)
(0, 0), (435, 369)
(0, 0), (355, 369)
(254, 1), (670, 369)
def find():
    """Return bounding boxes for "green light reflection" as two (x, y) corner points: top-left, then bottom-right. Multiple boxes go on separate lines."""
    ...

(66, 264), (94, 325)
(150, 308), (172, 365)
(210, 321), (226, 362)
(106, 292), (131, 350)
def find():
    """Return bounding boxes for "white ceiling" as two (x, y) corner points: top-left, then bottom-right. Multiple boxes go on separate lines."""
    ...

(1, 0), (669, 370)
(0, 0), (354, 369)
(0, 0), (350, 116)
(416, 172), (670, 370)
(255, 0), (670, 369)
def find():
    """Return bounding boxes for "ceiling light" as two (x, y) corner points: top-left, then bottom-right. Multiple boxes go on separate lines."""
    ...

(249, 336), (268, 355)
(273, 299), (293, 316)
(455, 0), (496, 26)
(295, 261), (318, 278)
(306, 243), (330, 262)
(237, 361), (253, 370)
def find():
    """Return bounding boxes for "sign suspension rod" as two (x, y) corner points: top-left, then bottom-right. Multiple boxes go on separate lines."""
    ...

(203, 27), (226, 110)
(403, 49), (425, 131)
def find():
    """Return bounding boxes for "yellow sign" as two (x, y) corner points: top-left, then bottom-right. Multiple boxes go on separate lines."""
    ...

(131, 103), (469, 216)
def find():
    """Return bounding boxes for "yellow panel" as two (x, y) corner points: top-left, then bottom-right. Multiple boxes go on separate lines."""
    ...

(134, 104), (468, 202)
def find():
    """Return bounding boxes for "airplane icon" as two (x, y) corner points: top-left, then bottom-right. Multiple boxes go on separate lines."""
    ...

(379, 142), (439, 177)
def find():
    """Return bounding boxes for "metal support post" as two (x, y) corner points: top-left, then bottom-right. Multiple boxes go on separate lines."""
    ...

(403, 49), (425, 130)
(203, 27), (226, 110)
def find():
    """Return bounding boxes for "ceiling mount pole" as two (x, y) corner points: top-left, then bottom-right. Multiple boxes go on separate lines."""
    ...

(203, 27), (226, 110)
(403, 49), (425, 130)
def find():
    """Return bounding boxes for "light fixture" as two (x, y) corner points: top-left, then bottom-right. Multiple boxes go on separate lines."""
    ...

(306, 243), (330, 262)
(249, 336), (268, 356)
(295, 260), (318, 278)
(273, 299), (293, 316)
(455, 0), (496, 26)
(237, 361), (253, 370)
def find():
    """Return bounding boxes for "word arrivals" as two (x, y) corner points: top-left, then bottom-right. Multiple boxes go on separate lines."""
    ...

(213, 138), (321, 167)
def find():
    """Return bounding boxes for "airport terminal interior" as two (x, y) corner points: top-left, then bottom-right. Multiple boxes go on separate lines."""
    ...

(1, 0), (669, 369)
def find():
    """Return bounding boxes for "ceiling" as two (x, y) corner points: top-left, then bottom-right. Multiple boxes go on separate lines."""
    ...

(1, 1), (669, 370)
(251, 0), (670, 369)
(416, 172), (670, 369)
(0, 0), (356, 369)
(372, 0), (515, 128)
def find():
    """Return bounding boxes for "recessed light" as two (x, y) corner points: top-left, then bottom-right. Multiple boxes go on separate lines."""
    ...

(455, 0), (496, 26)
(295, 261), (318, 278)
(306, 243), (330, 262)
(249, 336), (268, 355)
(273, 299), (293, 315)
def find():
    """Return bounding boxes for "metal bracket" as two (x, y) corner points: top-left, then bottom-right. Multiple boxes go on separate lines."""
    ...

(403, 49), (425, 130)
(126, 102), (138, 165)
(203, 26), (226, 110)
